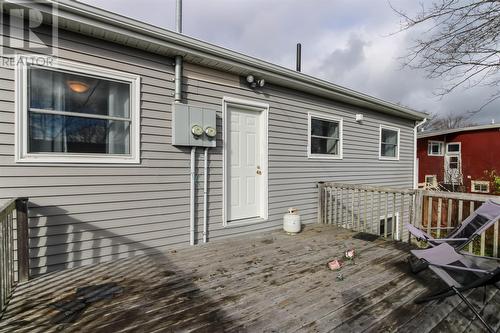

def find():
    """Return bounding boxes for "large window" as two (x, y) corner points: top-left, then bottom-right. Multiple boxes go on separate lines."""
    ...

(427, 141), (444, 156)
(379, 125), (399, 160)
(307, 113), (342, 159)
(16, 60), (140, 163)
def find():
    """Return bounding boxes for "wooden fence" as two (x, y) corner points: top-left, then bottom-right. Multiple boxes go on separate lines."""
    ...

(318, 182), (499, 255)
(0, 198), (29, 315)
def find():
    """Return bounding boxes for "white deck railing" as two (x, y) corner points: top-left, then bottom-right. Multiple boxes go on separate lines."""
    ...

(317, 182), (499, 256)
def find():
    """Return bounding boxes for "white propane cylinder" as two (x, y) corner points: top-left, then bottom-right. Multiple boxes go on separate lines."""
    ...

(283, 208), (301, 234)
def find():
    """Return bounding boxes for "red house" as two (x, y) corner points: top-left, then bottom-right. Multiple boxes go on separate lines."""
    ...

(417, 124), (500, 194)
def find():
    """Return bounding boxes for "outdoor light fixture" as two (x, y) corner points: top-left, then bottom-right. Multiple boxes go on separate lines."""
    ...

(67, 80), (90, 93)
(245, 75), (265, 89)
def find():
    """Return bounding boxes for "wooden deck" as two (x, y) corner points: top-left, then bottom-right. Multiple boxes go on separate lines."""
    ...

(1, 225), (499, 332)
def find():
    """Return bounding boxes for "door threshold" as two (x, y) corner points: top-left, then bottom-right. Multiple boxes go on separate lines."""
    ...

(225, 217), (268, 227)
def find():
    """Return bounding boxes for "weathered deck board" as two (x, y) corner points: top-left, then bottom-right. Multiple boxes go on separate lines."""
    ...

(0, 224), (498, 333)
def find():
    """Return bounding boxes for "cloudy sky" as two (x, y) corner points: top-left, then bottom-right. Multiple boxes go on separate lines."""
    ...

(80, 0), (498, 124)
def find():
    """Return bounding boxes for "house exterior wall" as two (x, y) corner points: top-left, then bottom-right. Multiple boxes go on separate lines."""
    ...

(417, 129), (500, 193)
(417, 137), (445, 185)
(0, 24), (417, 276)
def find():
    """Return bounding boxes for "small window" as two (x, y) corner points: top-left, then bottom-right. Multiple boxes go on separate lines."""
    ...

(425, 175), (437, 188)
(379, 213), (399, 239)
(379, 218), (393, 237)
(379, 125), (399, 160)
(308, 113), (342, 158)
(427, 141), (444, 156)
(448, 156), (459, 169)
(446, 143), (460, 153)
(16, 60), (140, 163)
(471, 181), (490, 193)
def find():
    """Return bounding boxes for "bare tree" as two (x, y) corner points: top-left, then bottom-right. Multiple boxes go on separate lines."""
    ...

(391, 1), (500, 110)
(422, 110), (476, 130)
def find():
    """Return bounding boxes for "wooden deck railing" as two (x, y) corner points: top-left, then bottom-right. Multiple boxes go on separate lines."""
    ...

(318, 182), (416, 242)
(417, 190), (498, 257)
(0, 198), (29, 315)
(318, 182), (499, 255)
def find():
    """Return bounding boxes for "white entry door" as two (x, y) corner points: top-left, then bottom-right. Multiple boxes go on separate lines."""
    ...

(227, 106), (263, 221)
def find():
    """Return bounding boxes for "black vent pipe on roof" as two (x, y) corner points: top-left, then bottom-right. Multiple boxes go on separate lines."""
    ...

(296, 43), (302, 72)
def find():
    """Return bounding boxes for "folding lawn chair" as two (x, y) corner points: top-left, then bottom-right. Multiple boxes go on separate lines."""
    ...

(411, 243), (500, 333)
(407, 198), (500, 251)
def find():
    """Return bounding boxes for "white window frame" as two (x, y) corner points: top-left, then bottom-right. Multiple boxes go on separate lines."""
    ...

(379, 125), (400, 160)
(427, 140), (444, 156)
(15, 58), (141, 164)
(307, 112), (343, 159)
(425, 175), (437, 187)
(446, 142), (461, 154)
(379, 213), (400, 240)
(471, 180), (490, 194)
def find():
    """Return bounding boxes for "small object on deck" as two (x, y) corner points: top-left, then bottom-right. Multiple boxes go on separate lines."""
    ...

(327, 259), (344, 271)
(344, 248), (356, 265)
(283, 207), (301, 234)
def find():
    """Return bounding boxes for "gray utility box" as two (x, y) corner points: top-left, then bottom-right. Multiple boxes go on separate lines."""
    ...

(171, 103), (217, 147)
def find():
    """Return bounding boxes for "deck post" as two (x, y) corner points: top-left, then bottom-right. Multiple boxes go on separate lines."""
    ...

(414, 190), (424, 229)
(317, 182), (325, 224)
(15, 198), (29, 283)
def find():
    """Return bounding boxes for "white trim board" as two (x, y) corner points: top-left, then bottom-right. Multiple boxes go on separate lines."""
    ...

(222, 96), (269, 227)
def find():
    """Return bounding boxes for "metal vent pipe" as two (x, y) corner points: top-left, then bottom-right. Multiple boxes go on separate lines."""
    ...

(174, 0), (183, 103)
(176, 0), (182, 33)
(296, 43), (301, 72)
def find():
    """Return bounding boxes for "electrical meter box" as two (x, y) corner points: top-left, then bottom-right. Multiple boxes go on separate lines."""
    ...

(171, 103), (217, 147)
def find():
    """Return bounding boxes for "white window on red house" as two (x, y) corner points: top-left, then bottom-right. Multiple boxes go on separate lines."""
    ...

(448, 156), (459, 169)
(471, 181), (490, 193)
(425, 175), (437, 187)
(446, 143), (461, 153)
(427, 141), (444, 156)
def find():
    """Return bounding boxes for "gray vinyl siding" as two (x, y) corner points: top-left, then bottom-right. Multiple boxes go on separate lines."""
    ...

(0, 24), (416, 276)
